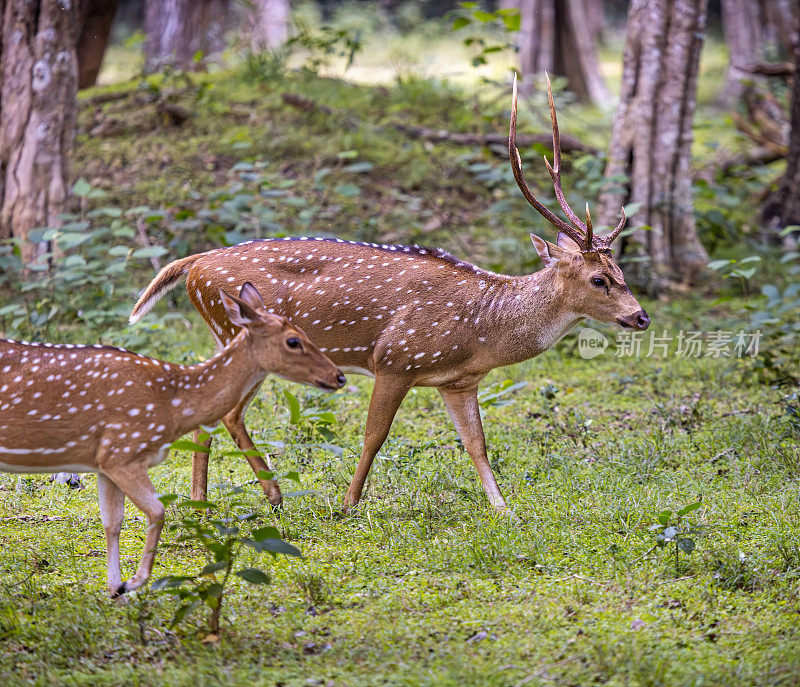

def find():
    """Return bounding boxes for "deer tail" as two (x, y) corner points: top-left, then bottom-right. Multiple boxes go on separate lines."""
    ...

(129, 254), (203, 324)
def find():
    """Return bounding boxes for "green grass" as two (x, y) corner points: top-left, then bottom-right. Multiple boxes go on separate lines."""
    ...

(2, 298), (799, 685)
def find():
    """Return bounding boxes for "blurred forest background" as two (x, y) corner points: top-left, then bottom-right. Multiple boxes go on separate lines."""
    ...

(0, 0), (798, 379)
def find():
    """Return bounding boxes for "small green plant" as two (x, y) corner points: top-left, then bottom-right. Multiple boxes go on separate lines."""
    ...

(745, 281), (800, 386)
(449, 2), (519, 68)
(288, 20), (364, 73)
(708, 255), (762, 296)
(283, 389), (338, 442)
(477, 378), (527, 409)
(649, 501), (703, 574)
(152, 486), (301, 637)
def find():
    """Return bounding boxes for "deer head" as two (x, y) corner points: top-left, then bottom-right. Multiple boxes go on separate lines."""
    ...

(510, 74), (650, 331)
(220, 283), (346, 390)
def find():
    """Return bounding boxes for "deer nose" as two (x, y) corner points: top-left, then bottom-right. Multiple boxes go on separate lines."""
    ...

(336, 372), (346, 388)
(635, 309), (650, 330)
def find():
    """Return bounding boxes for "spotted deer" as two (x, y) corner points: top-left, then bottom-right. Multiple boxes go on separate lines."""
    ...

(0, 284), (344, 596)
(130, 76), (650, 514)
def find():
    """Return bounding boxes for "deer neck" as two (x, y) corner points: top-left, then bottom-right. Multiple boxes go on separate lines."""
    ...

(170, 332), (265, 435)
(486, 268), (581, 365)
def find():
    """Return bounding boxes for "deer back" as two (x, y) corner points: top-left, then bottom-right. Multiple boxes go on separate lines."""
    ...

(185, 238), (527, 384)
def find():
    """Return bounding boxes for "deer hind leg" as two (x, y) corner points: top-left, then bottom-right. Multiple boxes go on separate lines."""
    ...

(97, 473), (125, 595)
(343, 374), (411, 512)
(223, 384), (282, 506)
(439, 387), (508, 511)
(191, 430), (214, 501)
(191, 332), (225, 501)
(101, 464), (165, 596)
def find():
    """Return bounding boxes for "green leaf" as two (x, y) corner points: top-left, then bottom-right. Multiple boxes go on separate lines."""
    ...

(657, 510), (672, 526)
(151, 575), (195, 590)
(708, 259), (732, 271)
(676, 501), (702, 517)
(235, 567), (271, 584)
(253, 538), (302, 557)
(131, 245), (168, 259)
(252, 526), (281, 541)
(255, 469), (277, 481)
(500, 12), (520, 31)
(342, 161), (374, 173)
(452, 16), (470, 30)
(284, 390), (301, 424)
(732, 267), (757, 280)
(72, 178), (93, 197)
(198, 561), (229, 576)
(661, 526), (678, 542)
(177, 499), (217, 510)
(158, 493), (181, 506)
(170, 438), (211, 453)
(472, 10), (495, 22)
(282, 470), (301, 484)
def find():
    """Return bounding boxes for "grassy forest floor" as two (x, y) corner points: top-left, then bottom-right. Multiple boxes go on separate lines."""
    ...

(1, 26), (799, 687)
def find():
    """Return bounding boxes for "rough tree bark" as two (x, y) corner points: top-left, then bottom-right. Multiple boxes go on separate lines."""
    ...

(762, 31), (800, 232)
(77, 0), (120, 89)
(242, 0), (290, 53)
(721, 0), (798, 99)
(0, 0), (81, 264)
(508, 0), (609, 104)
(596, 0), (709, 286)
(144, 0), (231, 73)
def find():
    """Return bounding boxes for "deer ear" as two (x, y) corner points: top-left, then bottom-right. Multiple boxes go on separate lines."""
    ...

(530, 233), (566, 268)
(556, 231), (582, 252)
(238, 282), (266, 312)
(220, 289), (259, 328)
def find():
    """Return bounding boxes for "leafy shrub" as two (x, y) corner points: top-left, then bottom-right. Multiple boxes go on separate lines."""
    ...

(746, 281), (800, 386)
(154, 484), (301, 637)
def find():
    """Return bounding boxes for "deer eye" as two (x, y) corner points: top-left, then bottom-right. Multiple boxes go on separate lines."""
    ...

(591, 276), (606, 288)
(286, 337), (301, 349)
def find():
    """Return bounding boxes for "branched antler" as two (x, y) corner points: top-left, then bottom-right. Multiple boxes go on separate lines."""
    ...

(509, 73), (626, 251)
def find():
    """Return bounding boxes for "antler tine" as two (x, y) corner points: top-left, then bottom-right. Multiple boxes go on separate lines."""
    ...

(509, 73), (586, 246)
(542, 74), (589, 247)
(585, 203), (594, 247)
(601, 205), (626, 246)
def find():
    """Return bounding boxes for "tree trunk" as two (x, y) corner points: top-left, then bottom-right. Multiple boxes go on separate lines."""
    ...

(721, 0), (798, 99)
(243, 0), (290, 53)
(0, 0), (81, 264)
(510, 0), (609, 104)
(144, 0), (230, 73)
(596, 0), (709, 287)
(77, 0), (120, 89)
(762, 28), (800, 232)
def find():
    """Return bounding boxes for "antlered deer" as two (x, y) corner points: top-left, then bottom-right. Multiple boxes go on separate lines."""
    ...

(130, 77), (650, 513)
(0, 284), (344, 596)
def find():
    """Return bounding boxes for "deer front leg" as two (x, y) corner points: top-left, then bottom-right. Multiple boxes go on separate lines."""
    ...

(97, 473), (125, 595)
(343, 374), (411, 512)
(222, 386), (282, 506)
(439, 387), (508, 511)
(102, 465), (165, 596)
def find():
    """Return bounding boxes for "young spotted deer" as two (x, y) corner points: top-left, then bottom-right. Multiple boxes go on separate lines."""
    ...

(130, 76), (650, 513)
(1, 284), (343, 596)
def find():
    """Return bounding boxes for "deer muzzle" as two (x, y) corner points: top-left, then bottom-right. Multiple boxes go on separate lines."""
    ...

(616, 309), (650, 331)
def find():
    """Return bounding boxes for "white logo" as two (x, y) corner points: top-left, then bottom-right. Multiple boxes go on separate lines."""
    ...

(577, 327), (608, 359)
